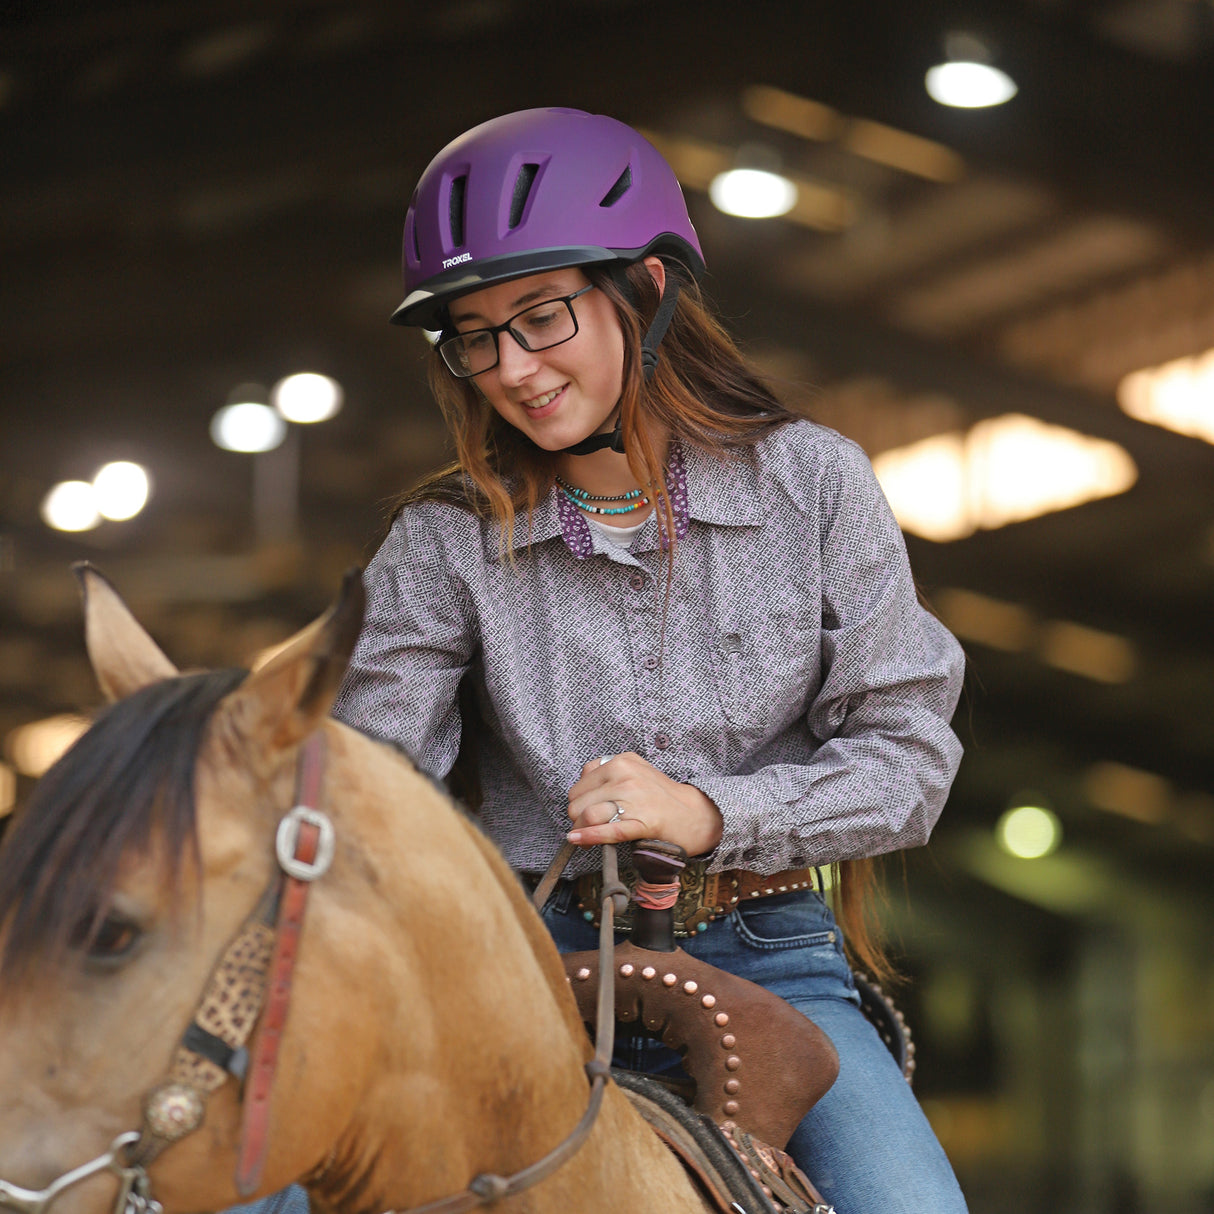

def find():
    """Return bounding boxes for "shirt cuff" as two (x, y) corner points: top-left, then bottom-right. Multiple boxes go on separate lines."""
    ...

(688, 773), (807, 874)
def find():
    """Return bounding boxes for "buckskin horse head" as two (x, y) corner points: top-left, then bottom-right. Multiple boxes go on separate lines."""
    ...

(0, 566), (727, 1214)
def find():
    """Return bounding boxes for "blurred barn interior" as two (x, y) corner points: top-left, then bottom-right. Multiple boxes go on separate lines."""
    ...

(2, 1), (1213, 1209)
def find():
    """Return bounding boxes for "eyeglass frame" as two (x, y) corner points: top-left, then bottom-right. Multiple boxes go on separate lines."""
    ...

(436, 284), (598, 378)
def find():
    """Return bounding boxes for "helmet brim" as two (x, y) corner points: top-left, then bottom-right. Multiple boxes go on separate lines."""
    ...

(390, 238), (705, 330)
(391, 246), (616, 330)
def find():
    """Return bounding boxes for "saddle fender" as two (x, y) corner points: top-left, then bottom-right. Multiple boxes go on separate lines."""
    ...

(615, 1069), (833, 1214)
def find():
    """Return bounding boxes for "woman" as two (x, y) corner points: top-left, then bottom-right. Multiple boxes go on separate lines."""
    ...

(334, 107), (967, 1212)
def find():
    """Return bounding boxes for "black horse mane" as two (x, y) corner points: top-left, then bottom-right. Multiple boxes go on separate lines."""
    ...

(0, 666), (247, 982)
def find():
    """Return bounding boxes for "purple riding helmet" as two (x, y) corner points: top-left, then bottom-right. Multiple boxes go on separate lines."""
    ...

(391, 109), (706, 453)
(391, 107), (704, 334)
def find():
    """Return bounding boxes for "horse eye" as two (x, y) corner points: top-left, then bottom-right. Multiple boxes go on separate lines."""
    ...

(83, 914), (142, 963)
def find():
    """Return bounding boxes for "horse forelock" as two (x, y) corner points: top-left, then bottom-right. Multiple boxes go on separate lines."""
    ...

(0, 666), (248, 983)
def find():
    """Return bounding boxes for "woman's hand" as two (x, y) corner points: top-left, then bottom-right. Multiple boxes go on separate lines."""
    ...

(565, 751), (724, 857)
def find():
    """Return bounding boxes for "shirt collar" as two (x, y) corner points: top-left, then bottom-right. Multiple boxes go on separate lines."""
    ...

(511, 437), (766, 560)
(679, 438), (766, 527)
(505, 490), (568, 552)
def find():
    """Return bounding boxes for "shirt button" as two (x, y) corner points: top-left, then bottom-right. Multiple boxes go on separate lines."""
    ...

(653, 731), (671, 750)
(643, 655), (659, 671)
(628, 572), (646, 591)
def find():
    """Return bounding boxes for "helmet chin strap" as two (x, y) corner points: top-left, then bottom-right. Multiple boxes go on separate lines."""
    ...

(561, 424), (627, 456)
(559, 276), (681, 457)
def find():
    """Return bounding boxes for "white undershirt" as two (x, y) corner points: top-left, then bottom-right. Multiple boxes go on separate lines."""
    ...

(583, 512), (649, 549)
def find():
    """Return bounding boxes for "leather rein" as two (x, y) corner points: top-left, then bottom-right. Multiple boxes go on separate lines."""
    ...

(0, 738), (625, 1214)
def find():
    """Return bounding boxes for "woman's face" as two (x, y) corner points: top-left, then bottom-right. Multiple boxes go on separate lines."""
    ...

(446, 267), (625, 452)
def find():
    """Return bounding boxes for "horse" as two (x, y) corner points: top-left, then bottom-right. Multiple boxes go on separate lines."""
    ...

(0, 566), (834, 1214)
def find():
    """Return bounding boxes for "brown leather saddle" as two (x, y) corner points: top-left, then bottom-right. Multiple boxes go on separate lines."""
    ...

(613, 1068), (830, 1214)
(549, 841), (854, 1212)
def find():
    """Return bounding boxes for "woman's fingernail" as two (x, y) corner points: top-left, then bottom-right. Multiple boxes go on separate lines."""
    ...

(567, 830), (582, 843)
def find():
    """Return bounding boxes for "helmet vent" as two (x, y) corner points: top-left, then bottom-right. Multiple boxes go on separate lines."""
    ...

(599, 164), (633, 208)
(508, 163), (540, 229)
(448, 173), (468, 248)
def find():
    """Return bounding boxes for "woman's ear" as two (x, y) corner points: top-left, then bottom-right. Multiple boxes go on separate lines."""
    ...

(642, 256), (666, 297)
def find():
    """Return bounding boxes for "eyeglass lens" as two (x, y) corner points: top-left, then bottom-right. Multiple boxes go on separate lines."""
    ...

(440, 294), (582, 377)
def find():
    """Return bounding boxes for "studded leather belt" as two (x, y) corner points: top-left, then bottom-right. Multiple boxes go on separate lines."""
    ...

(573, 861), (818, 938)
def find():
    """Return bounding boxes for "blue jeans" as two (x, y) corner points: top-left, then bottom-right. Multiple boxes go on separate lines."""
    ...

(543, 882), (968, 1214)
(221, 1189), (308, 1214)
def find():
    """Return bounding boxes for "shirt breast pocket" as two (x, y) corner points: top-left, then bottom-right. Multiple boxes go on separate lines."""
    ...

(710, 609), (820, 738)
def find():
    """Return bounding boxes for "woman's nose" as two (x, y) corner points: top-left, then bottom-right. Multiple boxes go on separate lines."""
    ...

(495, 330), (541, 384)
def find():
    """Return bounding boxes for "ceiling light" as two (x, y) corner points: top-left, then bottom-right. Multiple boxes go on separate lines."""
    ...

(926, 61), (1018, 108)
(708, 168), (798, 219)
(996, 804), (1061, 859)
(842, 118), (966, 184)
(741, 85), (843, 142)
(935, 587), (1035, 652)
(927, 32), (1017, 109)
(742, 84), (965, 183)
(1118, 348), (1214, 444)
(1038, 620), (1136, 684)
(1082, 762), (1171, 824)
(872, 432), (969, 541)
(0, 760), (15, 818)
(210, 402), (287, 453)
(642, 129), (854, 232)
(92, 461), (151, 521)
(272, 372), (344, 424)
(41, 480), (102, 532)
(6, 715), (90, 777)
(968, 414), (1137, 528)
(872, 414), (1137, 541)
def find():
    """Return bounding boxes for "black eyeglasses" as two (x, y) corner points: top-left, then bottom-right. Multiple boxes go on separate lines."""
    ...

(438, 285), (597, 378)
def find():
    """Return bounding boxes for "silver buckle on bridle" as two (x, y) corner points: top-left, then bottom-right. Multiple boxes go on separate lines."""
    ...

(0, 1132), (161, 1214)
(275, 805), (335, 881)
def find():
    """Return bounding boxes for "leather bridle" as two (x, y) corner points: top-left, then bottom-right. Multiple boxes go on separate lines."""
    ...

(0, 736), (626, 1214)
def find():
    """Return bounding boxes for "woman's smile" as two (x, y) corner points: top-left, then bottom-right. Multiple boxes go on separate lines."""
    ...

(518, 384), (568, 417)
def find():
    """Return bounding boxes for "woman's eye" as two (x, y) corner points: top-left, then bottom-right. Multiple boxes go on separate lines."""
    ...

(525, 308), (561, 329)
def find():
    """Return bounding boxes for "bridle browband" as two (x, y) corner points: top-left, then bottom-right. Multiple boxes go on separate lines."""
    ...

(0, 737), (627, 1214)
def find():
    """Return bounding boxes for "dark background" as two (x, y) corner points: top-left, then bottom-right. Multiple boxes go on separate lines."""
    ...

(2, 3), (1213, 1209)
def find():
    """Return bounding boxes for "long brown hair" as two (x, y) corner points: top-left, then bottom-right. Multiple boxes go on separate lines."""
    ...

(393, 259), (792, 537)
(393, 258), (892, 980)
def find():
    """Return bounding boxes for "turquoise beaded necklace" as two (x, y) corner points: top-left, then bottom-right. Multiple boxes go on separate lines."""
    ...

(555, 475), (650, 516)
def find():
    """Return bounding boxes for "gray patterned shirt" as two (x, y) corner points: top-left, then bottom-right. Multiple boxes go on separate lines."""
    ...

(333, 421), (965, 878)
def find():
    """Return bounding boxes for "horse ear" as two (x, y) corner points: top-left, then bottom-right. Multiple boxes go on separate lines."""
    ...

(223, 568), (366, 752)
(75, 562), (178, 701)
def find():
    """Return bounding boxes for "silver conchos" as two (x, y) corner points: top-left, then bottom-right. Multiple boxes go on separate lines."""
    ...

(142, 1084), (205, 1141)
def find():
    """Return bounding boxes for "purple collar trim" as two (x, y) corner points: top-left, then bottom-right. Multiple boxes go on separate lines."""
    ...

(556, 440), (690, 560)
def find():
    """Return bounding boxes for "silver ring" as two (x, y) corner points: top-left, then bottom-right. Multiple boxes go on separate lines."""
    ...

(598, 754), (614, 767)
(607, 801), (625, 824)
